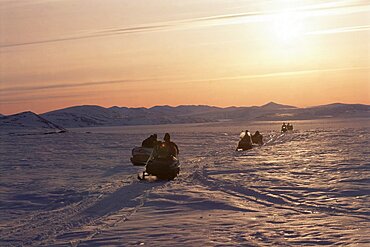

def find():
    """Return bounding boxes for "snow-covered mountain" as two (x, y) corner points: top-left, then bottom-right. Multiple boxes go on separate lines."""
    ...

(260, 102), (297, 110)
(0, 111), (66, 134)
(7, 102), (368, 129)
(41, 105), (220, 128)
(41, 102), (302, 128)
(256, 103), (370, 120)
(41, 105), (127, 128)
(186, 103), (298, 121)
(302, 103), (370, 118)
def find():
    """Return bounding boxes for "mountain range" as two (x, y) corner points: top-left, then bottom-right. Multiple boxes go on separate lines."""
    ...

(0, 102), (369, 131)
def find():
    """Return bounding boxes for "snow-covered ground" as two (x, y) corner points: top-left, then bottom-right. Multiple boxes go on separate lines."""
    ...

(0, 118), (369, 246)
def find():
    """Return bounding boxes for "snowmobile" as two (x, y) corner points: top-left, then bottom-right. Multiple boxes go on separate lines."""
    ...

(236, 139), (253, 151)
(138, 156), (180, 180)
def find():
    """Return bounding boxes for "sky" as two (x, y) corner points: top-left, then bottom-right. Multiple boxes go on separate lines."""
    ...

(0, 0), (369, 114)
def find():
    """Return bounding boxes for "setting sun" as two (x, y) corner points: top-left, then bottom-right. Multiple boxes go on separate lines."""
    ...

(272, 11), (305, 45)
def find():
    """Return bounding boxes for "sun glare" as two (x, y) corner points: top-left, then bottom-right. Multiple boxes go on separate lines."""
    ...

(272, 11), (305, 45)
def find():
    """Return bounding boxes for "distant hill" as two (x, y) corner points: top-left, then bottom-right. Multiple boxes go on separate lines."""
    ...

(0, 111), (66, 134)
(41, 102), (304, 128)
(3, 102), (368, 130)
(260, 102), (297, 110)
(295, 103), (370, 119)
(42, 105), (220, 128)
(42, 105), (126, 128)
(256, 103), (370, 120)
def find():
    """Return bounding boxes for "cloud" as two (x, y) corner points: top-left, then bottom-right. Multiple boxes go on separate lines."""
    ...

(305, 25), (370, 35)
(0, 24), (173, 48)
(180, 66), (370, 84)
(0, 0), (63, 9)
(1, 66), (368, 97)
(1, 1), (369, 48)
(0, 93), (86, 104)
(0, 79), (136, 93)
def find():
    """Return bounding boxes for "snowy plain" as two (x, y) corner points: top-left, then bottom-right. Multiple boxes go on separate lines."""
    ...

(0, 118), (369, 246)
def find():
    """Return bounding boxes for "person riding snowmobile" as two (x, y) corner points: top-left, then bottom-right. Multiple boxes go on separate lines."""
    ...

(237, 130), (253, 150)
(252, 130), (264, 145)
(140, 133), (180, 180)
(151, 133), (179, 159)
(281, 123), (288, 132)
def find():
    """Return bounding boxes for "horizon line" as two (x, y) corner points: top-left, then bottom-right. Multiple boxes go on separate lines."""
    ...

(1, 101), (369, 116)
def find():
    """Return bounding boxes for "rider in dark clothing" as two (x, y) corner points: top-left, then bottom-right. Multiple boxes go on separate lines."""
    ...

(151, 133), (179, 159)
(237, 130), (253, 150)
(141, 135), (152, 147)
(163, 133), (179, 157)
(281, 123), (287, 132)
(142, 134), (158, 148)
(252, 131), (264, 145)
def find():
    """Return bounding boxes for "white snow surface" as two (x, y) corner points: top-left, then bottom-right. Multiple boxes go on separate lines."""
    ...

(0, 118), (369, 246)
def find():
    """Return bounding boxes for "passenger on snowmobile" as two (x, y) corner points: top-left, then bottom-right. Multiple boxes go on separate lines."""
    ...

(142, 134), (158, 148)
(252, 131), (264, 145)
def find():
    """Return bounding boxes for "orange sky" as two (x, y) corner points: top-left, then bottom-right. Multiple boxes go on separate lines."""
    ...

(0, 0), (369, 114)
